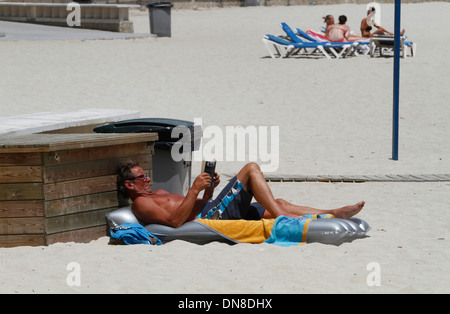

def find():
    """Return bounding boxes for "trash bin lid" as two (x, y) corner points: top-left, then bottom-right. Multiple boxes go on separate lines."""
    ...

(93, 118), (198, 143)
(146, 2), (173, 8)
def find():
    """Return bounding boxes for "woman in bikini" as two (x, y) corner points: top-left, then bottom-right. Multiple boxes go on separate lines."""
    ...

(360, 7), (404, 38)
(324, 14), (349, 42)
(327, 15), (367, 42)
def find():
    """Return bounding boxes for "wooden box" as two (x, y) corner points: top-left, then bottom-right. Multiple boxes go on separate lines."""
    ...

(0, 133), (157, 247)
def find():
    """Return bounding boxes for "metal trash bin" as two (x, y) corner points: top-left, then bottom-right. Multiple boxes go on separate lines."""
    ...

(146, 2), (173, 37)
(94, 118), (202, 195)
(245, 0), (260, 6)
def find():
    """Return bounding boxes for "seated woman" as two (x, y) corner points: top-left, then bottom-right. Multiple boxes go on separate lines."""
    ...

(361, 7), (404, 38)
(328, 15), (367, 42)
(326, 17), (348, 42)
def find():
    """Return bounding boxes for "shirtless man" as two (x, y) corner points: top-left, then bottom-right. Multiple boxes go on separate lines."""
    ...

(323, 14), (336, 39)
(117, 162), (365, 228)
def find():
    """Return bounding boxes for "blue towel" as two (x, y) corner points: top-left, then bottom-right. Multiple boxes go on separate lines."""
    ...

(263, 216), (307, 247)
(263, 214), (333, 247)
(110, 223), (162, 245)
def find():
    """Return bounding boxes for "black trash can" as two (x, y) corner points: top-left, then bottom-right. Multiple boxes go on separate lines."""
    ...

(245, 0), (260, 6)
(94, 118), (202, 195)
(146, 2), (173, 37)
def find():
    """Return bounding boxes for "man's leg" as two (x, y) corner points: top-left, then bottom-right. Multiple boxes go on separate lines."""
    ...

(274, 198), (365, 220)
(236, 163), (285, 217)
(236, 163), (365, 219)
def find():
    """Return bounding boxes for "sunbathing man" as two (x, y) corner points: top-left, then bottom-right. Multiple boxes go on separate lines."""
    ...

(323, 14), (335, 39)
(117, 162), (365, 228)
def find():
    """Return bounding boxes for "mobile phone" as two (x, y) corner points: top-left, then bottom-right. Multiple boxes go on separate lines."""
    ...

(202, 160), (216, 187)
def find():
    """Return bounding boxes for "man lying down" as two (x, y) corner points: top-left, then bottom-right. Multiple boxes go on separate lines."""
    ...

(117, 162), (365, 228)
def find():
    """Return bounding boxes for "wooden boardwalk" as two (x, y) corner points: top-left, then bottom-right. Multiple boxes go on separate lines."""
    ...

(263, 174), (450, 183)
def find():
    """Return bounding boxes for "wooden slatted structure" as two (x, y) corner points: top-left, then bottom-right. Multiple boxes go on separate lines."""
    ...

(0, 133), (157, 247)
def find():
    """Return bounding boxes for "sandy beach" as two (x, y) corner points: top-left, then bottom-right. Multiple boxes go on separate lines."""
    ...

(0, 2), (449, 294)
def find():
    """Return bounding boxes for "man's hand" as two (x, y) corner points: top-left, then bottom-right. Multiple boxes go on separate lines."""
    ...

(196, 172), (220, 201)
(191, 173), (213, 194)
(212, 172), (220, 188)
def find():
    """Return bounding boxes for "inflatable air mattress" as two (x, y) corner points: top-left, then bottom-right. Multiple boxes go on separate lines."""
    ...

(106, 207), (370, 246)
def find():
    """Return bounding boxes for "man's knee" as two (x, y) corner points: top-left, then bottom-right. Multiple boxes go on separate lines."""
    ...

(237, 163), (263, 189)
(245, 162), (261, 173)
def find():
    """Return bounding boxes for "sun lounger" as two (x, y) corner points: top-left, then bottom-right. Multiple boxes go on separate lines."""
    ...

(280, 22), (357, 59)
(369, 35), (416, 57)
(295, 27), (371, 56)
(295, 27), (324, 42)
(263, 34), (333, 59)
(263, 31), (356, 59)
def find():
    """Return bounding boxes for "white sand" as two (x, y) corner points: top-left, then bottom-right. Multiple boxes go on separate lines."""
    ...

(0, 3), (449, 294)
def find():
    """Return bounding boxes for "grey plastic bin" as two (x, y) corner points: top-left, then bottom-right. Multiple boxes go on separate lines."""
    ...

(146, 2), (173, 37)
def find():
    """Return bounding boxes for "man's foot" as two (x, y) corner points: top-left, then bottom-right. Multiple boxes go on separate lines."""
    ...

(333, 201), (365, 219)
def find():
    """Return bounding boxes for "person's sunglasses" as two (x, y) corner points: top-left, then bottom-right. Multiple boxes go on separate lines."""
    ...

(131, 173), (150, 181)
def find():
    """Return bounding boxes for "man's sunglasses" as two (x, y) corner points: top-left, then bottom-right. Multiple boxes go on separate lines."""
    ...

(131, 173), (150, 181)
